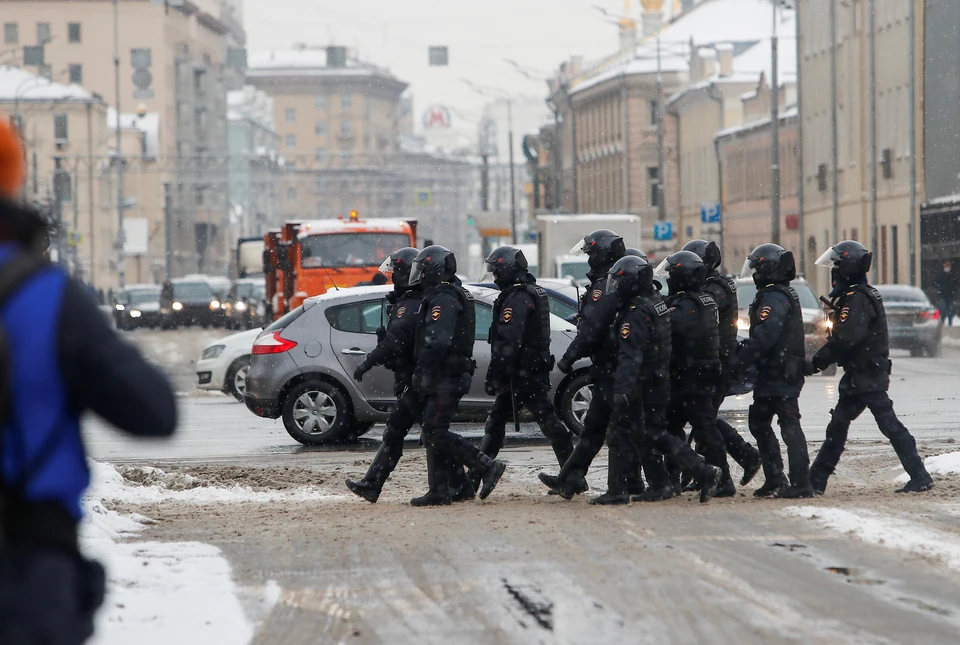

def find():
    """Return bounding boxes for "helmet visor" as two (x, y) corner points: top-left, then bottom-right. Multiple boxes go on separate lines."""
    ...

(653, 258), (671, 278)
(408, 258), (425, 285)
(815, 247), (842, 269)
(378, 256), (395, 275)
(739, 257), (756, 279)
(568, 237), (588, 256)
(605, 269), (627, 295)
(478, 260), (498, 284)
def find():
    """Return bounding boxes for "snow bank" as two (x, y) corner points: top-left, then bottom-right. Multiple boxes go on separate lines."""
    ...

(893, 451), (960, 483)
(91, 461), (344, 504)
(785, 506), (960, 571)
(82, 463), (284, 645)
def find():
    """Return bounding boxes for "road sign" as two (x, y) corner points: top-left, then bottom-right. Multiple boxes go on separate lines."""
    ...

(653, 221), (673, 241)
(132, 68), (153, 90)
(67, 231), (82, 247)
(133, 89), (154, 100)
(701, 203), (721, 224)
(414, 189), (432, 207)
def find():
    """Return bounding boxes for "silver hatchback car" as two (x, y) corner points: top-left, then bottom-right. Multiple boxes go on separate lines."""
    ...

(244, 285), (593, 445)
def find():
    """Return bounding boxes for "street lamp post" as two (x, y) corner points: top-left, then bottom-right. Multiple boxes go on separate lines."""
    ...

(770, 0), (781, 246)
(113, 0), (126, 288)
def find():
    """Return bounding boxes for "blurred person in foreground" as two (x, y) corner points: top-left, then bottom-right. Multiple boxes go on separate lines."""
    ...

(0, 118), (178, 644)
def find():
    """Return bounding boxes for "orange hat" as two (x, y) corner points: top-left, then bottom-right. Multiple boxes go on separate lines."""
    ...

(0, 118), (25, 200)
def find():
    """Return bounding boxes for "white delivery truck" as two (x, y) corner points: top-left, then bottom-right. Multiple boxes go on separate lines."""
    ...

(537, 214), (643, 284)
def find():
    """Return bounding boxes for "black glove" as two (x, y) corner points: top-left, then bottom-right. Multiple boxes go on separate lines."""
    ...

(484, 381), (499, 396)
(612, 393), (630, 417)
(803, 359), (819, 377)
(393, 381), (407, 398)
(353, 361), (372, 382)
(376, 326), (387, 342)
(557, 356), (574, 374)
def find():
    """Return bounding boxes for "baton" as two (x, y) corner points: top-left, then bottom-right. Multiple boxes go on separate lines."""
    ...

(510, 377), (521, 433)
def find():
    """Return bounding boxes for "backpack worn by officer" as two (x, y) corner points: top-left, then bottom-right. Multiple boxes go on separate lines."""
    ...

(489, 279), (553, 375)
(750, 284), (806, 388)
(706, 274), (738, 364)
(414, 282), (477, 387)
(832, 284), (891, 390)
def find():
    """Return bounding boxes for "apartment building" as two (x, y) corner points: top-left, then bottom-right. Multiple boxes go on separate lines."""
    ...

(227, 85), (280, 239)
(0, 0), (246, 278)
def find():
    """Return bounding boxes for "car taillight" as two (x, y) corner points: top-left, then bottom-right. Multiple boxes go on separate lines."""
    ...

(251, 331), (297, 355)
(919, 309), (940, 322)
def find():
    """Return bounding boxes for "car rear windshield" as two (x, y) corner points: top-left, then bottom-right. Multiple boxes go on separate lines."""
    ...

(737, 280), (820, 310)
(234, 282), (264, 299)
(876, 286), (930, 304)
(264, 305), (305, 332)
(300, 233), (410, 269)
(173, 282), (213, 299)
(127, 289), (160, 305)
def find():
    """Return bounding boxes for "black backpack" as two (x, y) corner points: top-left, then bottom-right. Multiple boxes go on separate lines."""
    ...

(0, 254), (46, 425)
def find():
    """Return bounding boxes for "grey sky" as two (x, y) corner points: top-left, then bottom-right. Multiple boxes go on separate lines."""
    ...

(244, 0), (630, 138)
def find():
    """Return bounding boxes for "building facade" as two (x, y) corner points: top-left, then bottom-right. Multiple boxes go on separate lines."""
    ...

(227, 85), (280, 240)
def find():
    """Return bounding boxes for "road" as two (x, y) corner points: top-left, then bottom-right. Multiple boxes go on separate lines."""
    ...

(84, 330), (960, 644)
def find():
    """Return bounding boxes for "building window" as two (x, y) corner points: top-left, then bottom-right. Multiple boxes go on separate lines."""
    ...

(285, 134), (296, 148)
(649, 99), (660, 126)
(314, 95), (326, 109)
(315, 121), (326, 136)
(286, 188), (297, 202)
(194, 186), (205, 206)
(67, 22), (81, 43)
(54, 114), (68, 142)
(647, 166), (659, 206)
(38, 64), (52, 80)
(340, 120), (351, 137)
(285, 108), (295, 123)
(68, 64), (82, 84)
(37, 22), (50, 45)
(314, 148), (326, 162)
(4, 23), (17, 45)
(341, 94), (352, 109)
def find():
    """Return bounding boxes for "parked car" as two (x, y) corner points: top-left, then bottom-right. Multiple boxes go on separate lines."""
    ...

(223, 278), (268, 330)
(207, 276), (232, 327)
(113, 284), (161, 330)
(473, 283), (580, 323)
(734, 277), (835, 375)
(243, 285), (592, 445)
(874, 284), (942, 357)
(196, 327), (262, 401)
(159, 277), (219, 328)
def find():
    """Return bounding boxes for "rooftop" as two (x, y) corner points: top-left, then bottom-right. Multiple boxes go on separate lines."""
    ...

(0, 65), (98, 102)
(246, 47), (400, 83)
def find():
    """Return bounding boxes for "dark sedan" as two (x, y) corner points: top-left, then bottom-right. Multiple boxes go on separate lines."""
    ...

(875, 285), (942, 357)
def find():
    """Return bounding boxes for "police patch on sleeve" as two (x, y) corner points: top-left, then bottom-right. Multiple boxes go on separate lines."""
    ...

(759, 305), (772, 321)
(395, 306), (406, 318)
(839, 306), (850, 323)
(591, 289), (603, 302)
(431, 306), (442, 321)
(501, 307), (513, 323)
(620, 322), (631, 338)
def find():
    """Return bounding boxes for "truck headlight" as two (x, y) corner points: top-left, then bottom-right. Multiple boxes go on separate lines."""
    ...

(235, 301), (247, 312)
(209, 300), (221, 310)
(172, 301), (183, 311)
(115, 304), (125, 311)
(130, 309), (142, 318)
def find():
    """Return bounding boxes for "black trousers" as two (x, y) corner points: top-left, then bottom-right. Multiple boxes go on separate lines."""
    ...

(667, 393), (728, 481)
(711, 381), (759, 470)
(420, 393), (492, 475)
(810, 390), (927, 490)
(0, 545), (104, 645)
(748, 395), (809, 487)
(480, 378), (573, 466)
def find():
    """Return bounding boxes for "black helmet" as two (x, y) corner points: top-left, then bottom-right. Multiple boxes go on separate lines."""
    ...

(378, 247), (419, 288)
(741, 243), (796, 287)
(481, 246), (528, 289)
(682, 239), (722, 272)
(606, 255), (654, 300)
(654, 250), (706, 294)
(409, 245), (457, 286)
(815, 240), (872, 285)
(569, 229), (626, 273)
(625, 247), (647, 260)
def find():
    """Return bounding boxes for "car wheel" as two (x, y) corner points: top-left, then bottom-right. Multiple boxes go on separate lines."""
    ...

(281, 379), (351, 445)
(225, 356), (251, 402)
(558, 372), (591, 436)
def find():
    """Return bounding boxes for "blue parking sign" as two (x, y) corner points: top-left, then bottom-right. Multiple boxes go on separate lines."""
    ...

(653, 221), (673, 241)
(701, 203), (721, 224)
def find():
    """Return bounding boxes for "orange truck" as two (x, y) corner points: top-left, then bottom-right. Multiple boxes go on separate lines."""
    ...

(263, 212), (417, 320)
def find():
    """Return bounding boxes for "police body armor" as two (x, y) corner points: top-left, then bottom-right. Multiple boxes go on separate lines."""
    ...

(706, 274), (738, 365)
(631, 293), (672, 403)
(382, 289), (422, 383)
(669, 291), (721, 386)
(416, 282), (477, 377)
(581, 272), (618, 369)
(750, 284), (805, 382)
(490, 281), (553, 373)
(837, 284), (890, 381)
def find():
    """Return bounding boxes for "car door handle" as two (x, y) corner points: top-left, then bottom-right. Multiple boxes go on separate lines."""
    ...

(341, 348), (367, 355)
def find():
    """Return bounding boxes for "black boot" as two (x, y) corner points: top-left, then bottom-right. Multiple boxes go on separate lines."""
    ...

(753, 452), (788, 498)
(896, 474), (934, 493)
(539, 470), (585, 500)
(410, 447), (453, 507)
(754, 476), (788, 498)
(345, 442), (397, 503)
(590, 492), (629, 505)
(345, 478), (381, 503)
(715, 474), (737, 498)
(738, 447), (762, 486)
(478, 457), (507, 500)
(777, 483), (815, 498)
(697, 465), (722, 503)
(545, 416), (574, 467)
(632, 485), (676, 502)
(778, 423), (814, 499)
(719, 419), (761, 486)
(883, 417), (933, 493)
(447, 454), (476, 502)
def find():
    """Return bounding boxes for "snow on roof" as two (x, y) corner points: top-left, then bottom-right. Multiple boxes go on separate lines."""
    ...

(107, 108), (160, 159)
(569, 0), (796, 96)
(0, 65), (96, 102)
(925, 194), (960, 207)
(714, 105), (798, 139)
(246, 48), (398, 82)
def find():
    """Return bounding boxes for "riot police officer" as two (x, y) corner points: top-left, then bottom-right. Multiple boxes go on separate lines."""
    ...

(682, 240), (762, 492)
(654, 251), (731, 493)
(593, 255), (723, 504)
(408, 245), (507, 503)
(733, 244), (812, 498)
(540, 230), (638, 498)
(478, 246), (574, 468)
(346, 248), (475, 505)
(807, 241), (933, 494)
